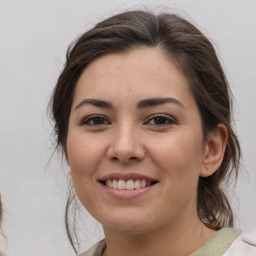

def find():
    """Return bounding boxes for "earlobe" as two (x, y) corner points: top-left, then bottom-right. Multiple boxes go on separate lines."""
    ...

(200, 124), (228, 177)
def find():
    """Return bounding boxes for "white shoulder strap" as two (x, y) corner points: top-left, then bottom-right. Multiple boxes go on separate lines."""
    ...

(224, 232), (256, 256)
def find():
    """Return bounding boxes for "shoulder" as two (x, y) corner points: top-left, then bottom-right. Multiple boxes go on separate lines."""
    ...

(79, 240), (106, 256)
(224, 232), (256, 256)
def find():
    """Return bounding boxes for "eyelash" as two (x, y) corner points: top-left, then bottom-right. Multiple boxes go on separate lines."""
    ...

(80, 114), (176, 127)
(80, 115), (110, 126)
(145, 114), (176, 126)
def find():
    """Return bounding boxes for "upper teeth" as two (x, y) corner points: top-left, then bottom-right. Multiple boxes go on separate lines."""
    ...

(105, 179), (151, 190)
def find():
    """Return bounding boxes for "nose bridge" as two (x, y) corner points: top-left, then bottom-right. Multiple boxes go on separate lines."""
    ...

(107, 119), (144, 162)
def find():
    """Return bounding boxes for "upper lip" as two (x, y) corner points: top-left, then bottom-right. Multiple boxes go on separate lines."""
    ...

(99, 172), (158, 182)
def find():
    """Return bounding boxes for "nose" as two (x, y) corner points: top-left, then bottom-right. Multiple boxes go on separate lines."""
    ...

(106, 123), (145, 163)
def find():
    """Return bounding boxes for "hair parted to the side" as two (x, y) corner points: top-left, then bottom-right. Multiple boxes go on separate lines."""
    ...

(49, 10), (241, 253)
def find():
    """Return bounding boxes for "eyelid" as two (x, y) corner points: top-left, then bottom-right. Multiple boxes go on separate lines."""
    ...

(144, 114), (177, 126)
(79, 113), (176, 126)
(80, 114), (111, 126)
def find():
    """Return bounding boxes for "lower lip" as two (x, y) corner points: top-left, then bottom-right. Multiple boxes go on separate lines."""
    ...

(99, 182), (156, 199)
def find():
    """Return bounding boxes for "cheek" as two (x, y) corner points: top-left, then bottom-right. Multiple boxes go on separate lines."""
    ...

(67, 132), (104, 178)
(67, 132), (104, 212)
(150, 132), (204, 181)
(152, 134), (204, 211)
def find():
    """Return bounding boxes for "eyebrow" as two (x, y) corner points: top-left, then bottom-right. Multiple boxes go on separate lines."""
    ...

(74, 97), (185, 110)
(75, 99), (113, 110)
(137, 97), (185, 109)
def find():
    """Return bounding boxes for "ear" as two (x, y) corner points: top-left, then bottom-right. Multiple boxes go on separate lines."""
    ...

(200, 123), (228, 177)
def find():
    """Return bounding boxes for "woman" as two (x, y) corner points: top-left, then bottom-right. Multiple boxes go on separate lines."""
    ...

(50, 10), (256, 256)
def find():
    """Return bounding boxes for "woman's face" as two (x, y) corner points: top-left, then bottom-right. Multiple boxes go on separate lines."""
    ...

(67, 48), (209, 235)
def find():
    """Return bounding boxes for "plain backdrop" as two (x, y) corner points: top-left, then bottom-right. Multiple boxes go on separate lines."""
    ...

(0, 0), (256, 255)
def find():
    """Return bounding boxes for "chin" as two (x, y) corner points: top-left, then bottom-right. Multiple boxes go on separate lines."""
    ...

(99, 211), (157, 235)
(104, 222), (153, 236)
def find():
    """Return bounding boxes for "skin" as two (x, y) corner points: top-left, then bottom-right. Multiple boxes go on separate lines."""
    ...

(67, 48), (227, 256)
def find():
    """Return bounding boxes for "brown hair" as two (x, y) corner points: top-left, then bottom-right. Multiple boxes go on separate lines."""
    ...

(50, 10), (241, 253)
(0, 193), (4, 256)
(0, 194), (2, 225)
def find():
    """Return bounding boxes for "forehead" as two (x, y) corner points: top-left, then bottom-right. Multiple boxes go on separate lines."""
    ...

(73, 47), (194, 107)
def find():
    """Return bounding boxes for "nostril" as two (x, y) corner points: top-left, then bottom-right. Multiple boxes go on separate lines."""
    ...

(107, 143), (145, 163)
(112, 156), (119, 161)
(111, 156), (138, 162)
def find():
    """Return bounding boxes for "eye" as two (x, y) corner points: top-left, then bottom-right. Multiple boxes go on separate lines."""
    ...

(81, 115), (110, 126)
(145, 114), (176, 126)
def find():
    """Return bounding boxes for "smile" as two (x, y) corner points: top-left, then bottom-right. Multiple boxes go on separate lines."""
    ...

(102, 179), (157, 190)
(99, 173), (159, 199)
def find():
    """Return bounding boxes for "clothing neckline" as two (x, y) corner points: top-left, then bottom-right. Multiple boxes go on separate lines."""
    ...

(190, 228), (240, 256)
(79, 227), (240, 256)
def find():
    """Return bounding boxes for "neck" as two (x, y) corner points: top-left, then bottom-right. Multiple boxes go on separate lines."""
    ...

(103, 215), (215, 256)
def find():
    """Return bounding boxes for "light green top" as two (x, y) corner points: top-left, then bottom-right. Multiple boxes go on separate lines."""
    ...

(190, 228), (240, 256)
(79, 228), (240, 256)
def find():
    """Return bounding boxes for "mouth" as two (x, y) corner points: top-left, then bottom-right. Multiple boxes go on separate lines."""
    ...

(98, 173), (159, 190)
(100, 179), (158, 190)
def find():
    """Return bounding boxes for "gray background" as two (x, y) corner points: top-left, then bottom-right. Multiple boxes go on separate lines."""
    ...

(0, 0), (255, 255)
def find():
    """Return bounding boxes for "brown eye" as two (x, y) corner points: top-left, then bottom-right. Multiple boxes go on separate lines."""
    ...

(146, 115), (176, 126)
(81, 115), (110, 126)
